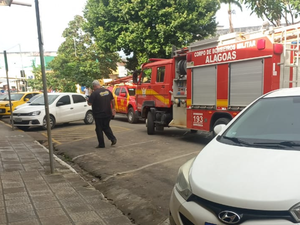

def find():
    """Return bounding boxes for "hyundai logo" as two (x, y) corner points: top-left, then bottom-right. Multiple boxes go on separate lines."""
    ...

(218, 211), (241, 224)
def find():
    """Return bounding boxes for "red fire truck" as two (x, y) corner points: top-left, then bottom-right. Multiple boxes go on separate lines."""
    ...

(133, 24), (300, 135)
(111, 82), (139, 123)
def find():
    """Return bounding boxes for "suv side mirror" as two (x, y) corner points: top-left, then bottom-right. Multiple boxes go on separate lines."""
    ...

(24, 98), (30, 101)
(120, 93), (126, 97)
(214, 124), (226, 135)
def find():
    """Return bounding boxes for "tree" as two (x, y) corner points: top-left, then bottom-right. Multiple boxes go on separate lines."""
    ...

(220, 0), (242, 33)
(27, 66), (69, 92)
(241, 0), (300, 26)
(83, 0), (219, 70)
(49, 15), (120, 88)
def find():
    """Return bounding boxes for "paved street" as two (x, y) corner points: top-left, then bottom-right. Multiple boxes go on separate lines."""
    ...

(1, 115), (212, 225)
(0, 120), (134, 225)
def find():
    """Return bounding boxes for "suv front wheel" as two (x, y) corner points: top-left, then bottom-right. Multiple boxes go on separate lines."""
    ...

(84, 111), (94, 124)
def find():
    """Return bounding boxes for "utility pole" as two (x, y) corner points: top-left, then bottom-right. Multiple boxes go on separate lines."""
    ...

(34, 0), (55, 174)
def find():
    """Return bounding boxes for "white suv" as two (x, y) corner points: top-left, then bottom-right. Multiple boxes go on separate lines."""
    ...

(13, 92), (94, 130)
(170, 87), (300, 225)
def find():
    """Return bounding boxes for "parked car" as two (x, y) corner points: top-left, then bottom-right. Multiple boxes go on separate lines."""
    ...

(12, 92), (94, 130)
(14, 94), (42, 111)
(0, 91), (40, 119)
(169, 87), (300, 225)
(112, 83), (139, 123)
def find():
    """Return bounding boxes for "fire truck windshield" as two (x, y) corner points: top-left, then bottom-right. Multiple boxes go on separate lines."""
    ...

(128, 88), (136, 96)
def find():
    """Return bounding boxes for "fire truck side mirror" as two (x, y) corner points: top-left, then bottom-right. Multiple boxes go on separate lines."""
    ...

(132, 70), (140, 84)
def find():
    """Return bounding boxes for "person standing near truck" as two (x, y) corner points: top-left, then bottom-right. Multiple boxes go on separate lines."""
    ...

(88, 80), (117, 148)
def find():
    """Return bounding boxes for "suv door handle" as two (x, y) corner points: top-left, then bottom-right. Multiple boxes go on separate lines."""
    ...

(70, 108), (73, 110)
(162, 85), (165, 88)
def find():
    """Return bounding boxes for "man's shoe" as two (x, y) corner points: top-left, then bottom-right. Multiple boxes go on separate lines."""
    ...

(111, 139), (117, 146)
(96, 145), (105, 148)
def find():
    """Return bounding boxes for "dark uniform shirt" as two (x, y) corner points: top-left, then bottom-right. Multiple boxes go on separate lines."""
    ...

(88, 88), (113, 118)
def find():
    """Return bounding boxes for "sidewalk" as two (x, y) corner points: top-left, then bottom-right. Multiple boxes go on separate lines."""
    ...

(0, 121), (134, 225)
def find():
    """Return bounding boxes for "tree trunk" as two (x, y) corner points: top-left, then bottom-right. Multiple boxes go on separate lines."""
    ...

(228, 3), (234, 33)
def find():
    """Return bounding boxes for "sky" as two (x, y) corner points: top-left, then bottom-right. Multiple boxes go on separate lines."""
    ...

(0, 1), (264, 53)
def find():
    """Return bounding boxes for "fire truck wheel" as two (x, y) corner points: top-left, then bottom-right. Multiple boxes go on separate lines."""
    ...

(128, 108), (138, 123)
(147, 111), (155, 135)
(213, 118), (231, 136)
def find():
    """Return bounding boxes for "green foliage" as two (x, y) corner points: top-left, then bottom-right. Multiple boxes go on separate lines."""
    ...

(27, 66), (75, 92)
(49, 15), (120, 88)
(84, 0), (219, 69)
(241, 0), (300, 26)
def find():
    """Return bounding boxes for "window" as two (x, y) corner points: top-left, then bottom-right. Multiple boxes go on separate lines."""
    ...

(142, 68), (152, 83)
(156, 67), (165, 82)
(72, 95), (86, 103)
(24, 94), (34, 100)
(58, 95), (71, 105)
(30, 94), (59, 105)
(221, 96), (300, 147)
(121, 88), (127, 97)
(114, 88), (120, 96)
(128, 88), (136, 96)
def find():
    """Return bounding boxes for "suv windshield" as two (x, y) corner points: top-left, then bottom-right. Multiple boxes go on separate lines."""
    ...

(30, 94), (59, 105)
(28, 94), (41, 103)
(219, 96), (300, 150)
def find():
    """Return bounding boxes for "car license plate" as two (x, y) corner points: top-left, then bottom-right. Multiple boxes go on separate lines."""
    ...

(205, 223), (217, 225)
(15, 118), (22, 122)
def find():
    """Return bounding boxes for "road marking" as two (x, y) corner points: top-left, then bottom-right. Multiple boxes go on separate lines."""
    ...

(42, 124), (130, 146)
(72, 152), (96, 161)
(102, 151), (199, 182)
(41, 132), (62, 145)
(111, 125), (131, 131)
(114, 140), (156, 148)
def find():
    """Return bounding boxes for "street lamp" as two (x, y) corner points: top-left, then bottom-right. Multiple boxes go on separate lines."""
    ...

(1, 0), (55, 174)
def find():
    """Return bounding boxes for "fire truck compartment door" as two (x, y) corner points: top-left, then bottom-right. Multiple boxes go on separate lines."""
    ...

(229, 59), (263, 106)
(192, 65), (216, 106)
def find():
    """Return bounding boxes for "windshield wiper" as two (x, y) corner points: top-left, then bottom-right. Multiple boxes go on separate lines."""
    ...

(253, 141), (300, 149)
(222, 136), (252, 146)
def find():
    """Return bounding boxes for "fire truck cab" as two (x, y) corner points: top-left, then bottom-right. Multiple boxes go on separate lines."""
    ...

(134, 24), (300, 135)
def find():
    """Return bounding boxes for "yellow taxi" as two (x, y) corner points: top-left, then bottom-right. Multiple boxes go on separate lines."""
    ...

(0, 91), (41, 119)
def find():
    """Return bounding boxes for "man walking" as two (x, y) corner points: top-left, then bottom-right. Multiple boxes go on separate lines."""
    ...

(88, 80), (117, 148)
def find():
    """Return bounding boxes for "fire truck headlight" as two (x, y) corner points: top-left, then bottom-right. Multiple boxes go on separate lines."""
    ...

(175, 157), (195, 200)
(174, 99), (179, 104)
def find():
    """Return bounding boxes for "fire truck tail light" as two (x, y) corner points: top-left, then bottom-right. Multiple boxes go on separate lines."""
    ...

(274, 44), (283, 55)
(186, 53), (192, 62)
(257, 39), (265, 50)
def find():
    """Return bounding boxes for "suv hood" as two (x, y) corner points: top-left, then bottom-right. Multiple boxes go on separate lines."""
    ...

(14, 105), (45, 113)
(190, 139), (300, 210)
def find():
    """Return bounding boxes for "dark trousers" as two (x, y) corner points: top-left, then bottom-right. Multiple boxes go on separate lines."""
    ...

(95, 117), (116, 147)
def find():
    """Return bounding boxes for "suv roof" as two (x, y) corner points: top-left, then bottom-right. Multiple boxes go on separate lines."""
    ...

(265, 87), (300, 98)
